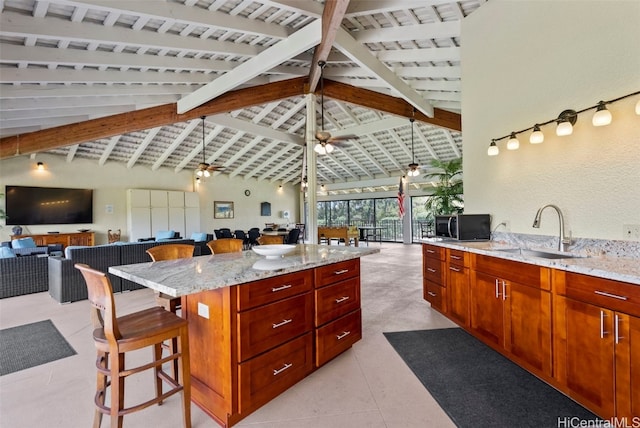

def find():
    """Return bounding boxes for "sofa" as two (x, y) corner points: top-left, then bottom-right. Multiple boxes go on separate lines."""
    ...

(48, 239), (195, 303)
(0, 254), (50, 299)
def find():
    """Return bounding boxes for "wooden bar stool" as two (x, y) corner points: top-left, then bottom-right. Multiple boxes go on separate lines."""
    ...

(206, 238), (244, 254)
(75, 263), (191, 428)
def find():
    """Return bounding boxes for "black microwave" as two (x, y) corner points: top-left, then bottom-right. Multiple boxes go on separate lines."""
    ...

(434, 214), (491, 241)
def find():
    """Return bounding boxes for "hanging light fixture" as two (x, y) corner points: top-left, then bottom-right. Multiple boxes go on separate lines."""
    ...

(407, 114), (420, 177)
(529, 124), (544, 144)
(195, 116), (223, 177)
(487, 140), (499, 156)
(506, 132), (520, 150)
(592, 101), (612, 126)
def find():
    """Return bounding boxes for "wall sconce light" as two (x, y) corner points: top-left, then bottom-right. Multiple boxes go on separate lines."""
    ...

(529, 124), (544, 144)
(488, 90), (639, 156)
(36, 162), (45, 170)
(487, 140), (499, 156)
(506, 132), (520, 150)
(592, 101), (612, 126)
(555, 109), (577, 136)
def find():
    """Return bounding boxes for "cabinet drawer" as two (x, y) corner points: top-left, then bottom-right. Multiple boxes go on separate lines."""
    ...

(474, 254), (543, 288)
(316, 309), (362, 367)
(565, 272), (640, 317)
(314, 259), (360, 288)
(423, 244), (444, 260)
(424, 280), (446, 313)
(237, 270), (313, 311)
(237, 293), (313, 362)
(315, 277), (361, 326)
(424, 258), (445, 285)
(448, 249), (468, 267)
(238, 332), (313, 413)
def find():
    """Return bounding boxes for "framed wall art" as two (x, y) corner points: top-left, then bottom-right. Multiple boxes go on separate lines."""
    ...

(214, 201), (234, 219)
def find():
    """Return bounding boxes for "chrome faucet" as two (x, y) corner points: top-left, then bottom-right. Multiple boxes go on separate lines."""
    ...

(532, 204), (572, 252)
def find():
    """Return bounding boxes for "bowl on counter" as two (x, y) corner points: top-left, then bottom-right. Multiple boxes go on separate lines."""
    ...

(252, 244), (295, 259)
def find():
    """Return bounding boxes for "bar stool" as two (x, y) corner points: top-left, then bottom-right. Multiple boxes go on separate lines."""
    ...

(75, 263), (191, 428)
(206, 238), (244, 254)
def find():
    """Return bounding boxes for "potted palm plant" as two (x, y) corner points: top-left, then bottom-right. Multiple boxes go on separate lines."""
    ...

(423, 157), (463, 218)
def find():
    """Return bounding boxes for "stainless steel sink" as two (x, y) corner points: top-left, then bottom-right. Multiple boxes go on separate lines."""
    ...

(494, 248), (586, 259)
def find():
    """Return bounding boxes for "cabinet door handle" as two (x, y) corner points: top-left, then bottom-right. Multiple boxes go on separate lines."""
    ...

(594, 290), (628, 301)
(450, 255), (462, 260)
(615, 314), (623, 344)
(335, 296), (350, 304)
(427, 291), (437, 297)
(449, 266), (460, 272)
(273, 363), (293, 376)
(600, 311), (608, 339)
(272, 319), (292, 329)
(495, 279), (501, 299)
(502, 280), (508, 301)
(426, 249), (436, 253)
(334, 269), (349, 275)
(336, 331), (351, 340)
(427, 267), (436, 273)
(271, 284), (292, 292)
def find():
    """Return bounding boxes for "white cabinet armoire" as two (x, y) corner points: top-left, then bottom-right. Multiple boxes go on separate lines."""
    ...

(127, 189), (200, 242)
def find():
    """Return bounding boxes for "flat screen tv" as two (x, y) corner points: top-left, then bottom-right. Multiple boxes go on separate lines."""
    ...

(5, 186), (93, 225)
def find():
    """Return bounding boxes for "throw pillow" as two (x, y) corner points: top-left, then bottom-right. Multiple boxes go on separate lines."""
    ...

(11, 237), (37, 249)
(190, 232), (207, 242)
(156, 230), (175, 240)
(0, 246), (16, 259)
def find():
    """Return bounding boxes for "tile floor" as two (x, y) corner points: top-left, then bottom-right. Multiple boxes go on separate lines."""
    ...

(0, 243), (458, 428)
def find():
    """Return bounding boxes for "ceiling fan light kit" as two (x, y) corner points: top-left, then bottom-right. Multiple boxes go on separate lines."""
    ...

(195, 115), (222, 177)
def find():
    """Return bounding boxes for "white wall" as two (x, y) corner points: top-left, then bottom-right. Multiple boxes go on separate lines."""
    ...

(0, 153), (300, 244)
(462, 0), (640, 240)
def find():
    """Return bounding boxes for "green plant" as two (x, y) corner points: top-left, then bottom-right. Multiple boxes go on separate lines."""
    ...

(423, 157), (463, 218)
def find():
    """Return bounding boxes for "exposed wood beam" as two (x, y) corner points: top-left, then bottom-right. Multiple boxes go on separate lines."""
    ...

(320, 79), (461, 131)
(308, 0), (350, 92)
(0, 77), (307, 159)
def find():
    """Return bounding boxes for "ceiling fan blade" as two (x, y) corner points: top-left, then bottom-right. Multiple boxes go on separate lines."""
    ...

(328, 134), (359, 142)
(207, 165), (224, 171)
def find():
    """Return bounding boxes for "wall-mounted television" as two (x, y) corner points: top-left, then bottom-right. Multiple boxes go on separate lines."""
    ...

(5, 186), (93, 225)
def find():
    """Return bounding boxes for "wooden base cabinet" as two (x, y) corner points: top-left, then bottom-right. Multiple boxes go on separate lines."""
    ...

(184, 260), (363, 427)
(470, 255), (552, 377)
(11, 231), (94, 249)
(446, 249), (470, 327)
(422, 244), (446, 313)
(555, 271), (640, 419)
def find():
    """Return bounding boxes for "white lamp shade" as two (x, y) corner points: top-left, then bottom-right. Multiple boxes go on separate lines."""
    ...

(592, 106), (612, 127)
(196, 170), (203, 177)
(325, 143), (334, 153)
(556, 121), (573, 136)
(203, 170), (210, 178)
(407, 168), (420, 177)
(636, 99), (640, 115)
(506, 135), (520, 150)
(529, 128), (544, 144)
(314, 143), (327, 154)
(487, 143), (499, 156)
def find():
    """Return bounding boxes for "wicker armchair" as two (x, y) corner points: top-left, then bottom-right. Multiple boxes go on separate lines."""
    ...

(0, 255), (49, 299)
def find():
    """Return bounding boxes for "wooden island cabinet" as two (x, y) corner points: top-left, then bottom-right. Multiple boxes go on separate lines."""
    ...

(422, 242), (639, 421)
(422, 244), (446, 313)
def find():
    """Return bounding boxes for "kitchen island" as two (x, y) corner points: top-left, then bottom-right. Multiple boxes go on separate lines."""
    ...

(110, 244), (379, 427)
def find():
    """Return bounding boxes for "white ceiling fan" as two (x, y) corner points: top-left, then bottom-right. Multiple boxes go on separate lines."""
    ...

(407, 112), (420, 177)
(314, 61), (358, 155)
(195, 116), (223, 177)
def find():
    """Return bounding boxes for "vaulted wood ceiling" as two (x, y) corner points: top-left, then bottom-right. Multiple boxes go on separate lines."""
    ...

(0, 0), (485, 187)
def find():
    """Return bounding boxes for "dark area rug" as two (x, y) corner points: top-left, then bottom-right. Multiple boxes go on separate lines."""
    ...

(384, 328), (600, 428)
(0, 319), (77, 376)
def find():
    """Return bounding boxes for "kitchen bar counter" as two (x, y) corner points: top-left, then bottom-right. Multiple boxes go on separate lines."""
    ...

(109, 244), (380, 297)
(420, 239), (640, 285)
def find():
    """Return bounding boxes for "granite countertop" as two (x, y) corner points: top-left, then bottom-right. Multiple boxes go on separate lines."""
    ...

(421, 239), (640, 286)
(109, 244), (380, 297)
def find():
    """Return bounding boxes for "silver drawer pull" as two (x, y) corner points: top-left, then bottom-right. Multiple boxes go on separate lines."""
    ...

(272, 319), (292, 329)
(449, 266), (460, 272)
(427, 268), (436, 273)
(615, 314), (623, 344)
(600, 310), (608, 339)
(273, 363), (292, 376)
(271, 284), (292, 292)
(450, 255), (462, 260)
(594, 290), (628, 301)
(335, 296), (350, 303)
(336, 331), (351, 340)
(427, 291), (437, 297)
(334, 269), (349, 275)
(426, 249), (436, 253)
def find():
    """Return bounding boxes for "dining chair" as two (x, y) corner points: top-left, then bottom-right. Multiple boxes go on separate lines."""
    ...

(257, 234), (284, 245)
(285, 228), (300, 245)
(219, 228), (233, 239)
(207, 238), (244, 254)
(295, 223), (305, 243)
(247, 228), (261, 248)
(234, 230), (249, 249)
(74, 263), (191, 428)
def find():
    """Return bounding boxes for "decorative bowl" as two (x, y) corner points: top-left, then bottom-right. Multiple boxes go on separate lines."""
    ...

(252, 258), (296, 271)
(252, 244), (296, 259)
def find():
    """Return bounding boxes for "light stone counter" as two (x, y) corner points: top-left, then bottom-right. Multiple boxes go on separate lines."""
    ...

(422, 239), (640, 286)
(109, 244), (380, 297)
